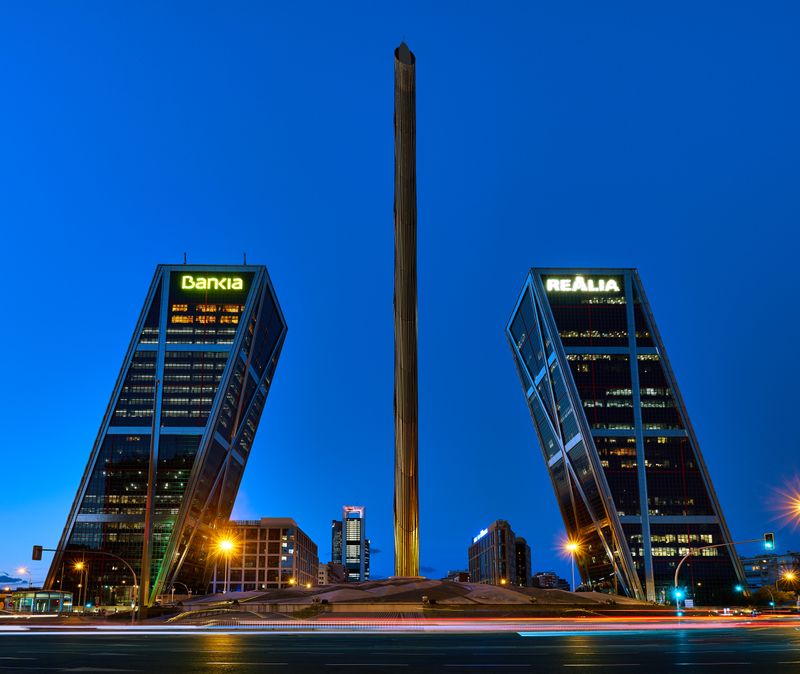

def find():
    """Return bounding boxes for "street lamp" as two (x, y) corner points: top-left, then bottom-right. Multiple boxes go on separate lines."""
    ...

(73, 561), (87, 610)
(16, 567), (32, 589)
(170, 581), (191, 604)
(214, 537), (236, 594)
(779, 569), (798, 594)
(564, 540), (580, 592)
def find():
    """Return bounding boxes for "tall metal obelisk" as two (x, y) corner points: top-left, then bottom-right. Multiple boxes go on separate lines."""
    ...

(393, 42), (420, 578)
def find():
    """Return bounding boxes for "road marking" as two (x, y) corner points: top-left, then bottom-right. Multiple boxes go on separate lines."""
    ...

(518, 631), (648, 638)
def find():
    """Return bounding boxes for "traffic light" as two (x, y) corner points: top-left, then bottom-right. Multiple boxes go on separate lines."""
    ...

(734, 584), (744, 593)
(31, 545), (42, 561)
(764, 533), (775, 551)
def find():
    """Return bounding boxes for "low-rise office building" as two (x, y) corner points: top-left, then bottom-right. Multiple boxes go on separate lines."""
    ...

(469, 520), (532, 586)
(212, 518), (319, 592)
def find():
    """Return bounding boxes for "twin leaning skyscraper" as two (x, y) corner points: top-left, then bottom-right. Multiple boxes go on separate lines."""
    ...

(46, 47), (743, 606)
(507, 269), (746, 603)
(47, 265), (286, 606)
(47, 265), (746, 605)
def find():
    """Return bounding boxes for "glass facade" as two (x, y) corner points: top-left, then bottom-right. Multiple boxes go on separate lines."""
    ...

(331, 506), (369, 582)
(10, 590), (73, 614)
(507, 269), (746, 604)
(46, 265), (287, 607)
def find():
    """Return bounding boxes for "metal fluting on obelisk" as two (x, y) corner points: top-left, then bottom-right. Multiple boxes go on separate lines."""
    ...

(393, 42), (420, 578)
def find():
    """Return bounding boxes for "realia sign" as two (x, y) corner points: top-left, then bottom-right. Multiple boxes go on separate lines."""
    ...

(545, 276), (621, 293)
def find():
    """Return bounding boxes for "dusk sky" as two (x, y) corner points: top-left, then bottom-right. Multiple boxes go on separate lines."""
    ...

(1, 1), (799, 585)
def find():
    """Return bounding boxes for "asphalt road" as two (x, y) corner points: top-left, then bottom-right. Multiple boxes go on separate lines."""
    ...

(2, 628), (800, 672)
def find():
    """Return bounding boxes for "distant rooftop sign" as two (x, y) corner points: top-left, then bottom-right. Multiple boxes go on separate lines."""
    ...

(473, 528), (489, 544)
(545, 276), (620, 293)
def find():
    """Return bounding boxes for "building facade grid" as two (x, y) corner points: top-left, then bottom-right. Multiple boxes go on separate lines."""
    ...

(506, 268), (747, 604)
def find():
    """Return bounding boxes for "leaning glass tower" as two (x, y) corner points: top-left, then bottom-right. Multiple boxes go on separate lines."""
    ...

(46, 264), (286, 606)
(507, 268), (746, 604)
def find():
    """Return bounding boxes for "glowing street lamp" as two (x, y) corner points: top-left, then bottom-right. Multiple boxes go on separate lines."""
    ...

(564, 540), (581, 592)
(73, 561), (88, 609)
(215, 538), (236, 594)
(17, 567), (32, 589)
(779, 569), (798, 592)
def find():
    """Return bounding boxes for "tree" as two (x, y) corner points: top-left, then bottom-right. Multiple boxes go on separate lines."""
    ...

(749, 585), (795, 607)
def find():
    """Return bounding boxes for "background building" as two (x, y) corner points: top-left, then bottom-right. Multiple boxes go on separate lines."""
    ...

(318, 561), (347, 586)
(444, 570), (470, 582)
(331, 506), (370, 582)
(331, 520), (343, 566)
(507, 268), (747, 604)
(46, 264), (287, 607)
(532, 571), (571, 591)
(468, 520), (530, 586)
(212, 518), (318, 592)
(514, 537), (532, 587)
(741, 550), (800, 589)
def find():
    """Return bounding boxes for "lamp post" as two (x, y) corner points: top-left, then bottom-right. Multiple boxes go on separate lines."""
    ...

(674, 538), (760, 607)
(33, 546), (138, 623)
(73, 562), (86, 611)
(565, 541), (580, 592)
(216, 539), (234, 594)
(16, 567), (32, 589)
(170, 581), (191, 604)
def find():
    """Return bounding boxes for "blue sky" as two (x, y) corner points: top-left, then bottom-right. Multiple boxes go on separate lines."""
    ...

(1, 1), (799, 585)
